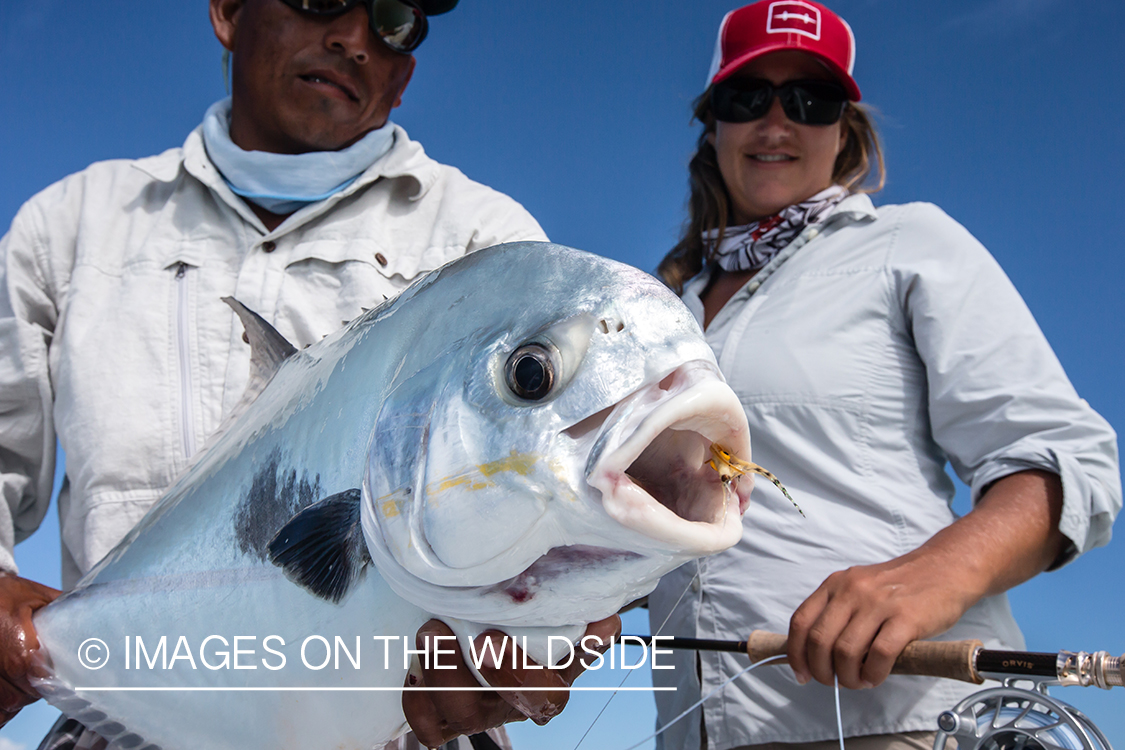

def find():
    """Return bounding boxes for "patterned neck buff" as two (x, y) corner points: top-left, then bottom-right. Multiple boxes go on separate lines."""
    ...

(705, 185), (849, 273)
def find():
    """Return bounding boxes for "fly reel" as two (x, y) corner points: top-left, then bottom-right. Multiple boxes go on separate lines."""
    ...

(934, 680), (1112, 750)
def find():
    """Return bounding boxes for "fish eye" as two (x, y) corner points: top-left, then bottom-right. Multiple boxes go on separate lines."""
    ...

(505, 343), (555, 401)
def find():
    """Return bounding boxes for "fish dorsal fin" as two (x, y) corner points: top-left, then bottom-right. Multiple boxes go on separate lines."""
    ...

(223, 296), (298, 387)
(197, 297), (299, 450)
(268, 489), (371, 603)
(180, 298), (300, 468)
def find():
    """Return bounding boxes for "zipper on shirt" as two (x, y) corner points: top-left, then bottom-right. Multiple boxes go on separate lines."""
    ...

(174, 262), (197, 460)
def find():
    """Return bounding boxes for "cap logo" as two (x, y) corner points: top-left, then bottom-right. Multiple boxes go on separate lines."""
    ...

(766, 1), (821, 40)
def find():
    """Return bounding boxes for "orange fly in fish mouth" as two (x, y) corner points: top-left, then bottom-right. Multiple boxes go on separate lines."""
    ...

(707, 443), (804, 517)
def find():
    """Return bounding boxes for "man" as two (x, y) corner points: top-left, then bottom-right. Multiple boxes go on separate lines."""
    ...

(0, 1), (615, 746)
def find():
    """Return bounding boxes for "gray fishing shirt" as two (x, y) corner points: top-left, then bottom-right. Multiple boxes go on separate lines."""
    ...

(649, 194), (1120, 748)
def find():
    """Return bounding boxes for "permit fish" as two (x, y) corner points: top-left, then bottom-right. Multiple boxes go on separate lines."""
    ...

(30, 242), (755, 750)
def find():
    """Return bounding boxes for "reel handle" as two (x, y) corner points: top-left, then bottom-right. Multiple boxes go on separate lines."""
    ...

(745, 630), (984, 684)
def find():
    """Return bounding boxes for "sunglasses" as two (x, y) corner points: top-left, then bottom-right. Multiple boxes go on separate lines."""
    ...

(278, 0), (429, 54)
(711, 78), (848, 126)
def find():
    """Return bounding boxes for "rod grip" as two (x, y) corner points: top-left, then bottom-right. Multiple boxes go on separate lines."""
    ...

(745, 630), (788, 664)
(745, 630), (983, 684)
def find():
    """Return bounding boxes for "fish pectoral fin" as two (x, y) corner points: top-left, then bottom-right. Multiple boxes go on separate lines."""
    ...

(267, 488), (371, 604)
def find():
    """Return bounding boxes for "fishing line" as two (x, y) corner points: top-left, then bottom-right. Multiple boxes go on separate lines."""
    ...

(616, 655), (786, 750)
(569, 665), (634, 750)
(648, 571), (699, 643)
(603, 649), (848, 750)
(834, 675), (845, 750)
(571, 572), (698, 750)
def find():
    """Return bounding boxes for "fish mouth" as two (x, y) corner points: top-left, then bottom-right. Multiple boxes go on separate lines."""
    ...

(626, 429), (733, 522)
(585, 361), (751, 554)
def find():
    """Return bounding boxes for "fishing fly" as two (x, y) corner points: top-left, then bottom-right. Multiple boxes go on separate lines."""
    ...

(708, 444), (804, 517)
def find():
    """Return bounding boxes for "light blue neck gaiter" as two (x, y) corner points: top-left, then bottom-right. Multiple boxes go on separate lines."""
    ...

(200, 98), (395, 215)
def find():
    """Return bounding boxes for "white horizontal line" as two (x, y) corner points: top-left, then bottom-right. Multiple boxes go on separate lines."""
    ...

(74, 686), (675, 692)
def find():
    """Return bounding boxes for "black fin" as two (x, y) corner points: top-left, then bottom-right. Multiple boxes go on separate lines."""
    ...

(267, 489), (371, 603)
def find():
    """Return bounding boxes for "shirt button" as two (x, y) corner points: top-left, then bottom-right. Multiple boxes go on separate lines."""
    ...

(261, 241), (276, 253)
(807, 228), (819, 239)
(691, 576), (701, 592)
(375, 252), (388, 267)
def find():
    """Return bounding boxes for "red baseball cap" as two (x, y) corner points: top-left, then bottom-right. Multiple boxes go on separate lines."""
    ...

(708, 1), (861, 101)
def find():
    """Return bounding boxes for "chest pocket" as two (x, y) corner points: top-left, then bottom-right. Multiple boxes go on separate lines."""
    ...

(276, 240), (419, 347)
(726, 268), (889, 408)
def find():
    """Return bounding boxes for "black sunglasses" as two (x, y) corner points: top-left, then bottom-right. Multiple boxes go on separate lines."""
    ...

(711, 78), (848, 126)
(278, 0), (429, 54)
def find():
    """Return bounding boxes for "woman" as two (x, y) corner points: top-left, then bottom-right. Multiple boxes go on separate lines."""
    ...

(649, 2), (1120, 749)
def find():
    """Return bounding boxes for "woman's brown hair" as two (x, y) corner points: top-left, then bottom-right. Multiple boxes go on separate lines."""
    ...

(657, 92), (886, 293)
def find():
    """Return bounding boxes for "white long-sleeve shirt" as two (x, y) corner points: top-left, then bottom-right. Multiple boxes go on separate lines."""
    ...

(0, 123), (546, 587)
(650, 194), (1120, 748)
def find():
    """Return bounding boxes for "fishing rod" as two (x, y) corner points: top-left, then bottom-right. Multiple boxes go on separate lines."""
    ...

(624, 630), (1124, 688)
(624, 631), (1121, 749)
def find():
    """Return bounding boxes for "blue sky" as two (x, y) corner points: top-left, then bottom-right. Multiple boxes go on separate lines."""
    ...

(2, 1), (1124, 748)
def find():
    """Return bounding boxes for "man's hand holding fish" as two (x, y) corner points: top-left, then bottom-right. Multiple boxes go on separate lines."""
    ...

(0, 574), (58, 726)
(404, 616), (621, 747)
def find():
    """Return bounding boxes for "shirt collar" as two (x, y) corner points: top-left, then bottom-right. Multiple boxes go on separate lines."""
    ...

(830, 192), (878, 222)
(679, 192), (879, 325)
(131, 123), (442, 236)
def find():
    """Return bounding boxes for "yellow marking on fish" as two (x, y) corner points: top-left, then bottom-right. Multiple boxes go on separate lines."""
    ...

(375, 488), (411, 519)
(426, 453), (541, 498)
(709, 444), (805, 518)
(434, 475), (478, 494)
(429, 474), (495, 498)
(477, 452), (539, 478)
